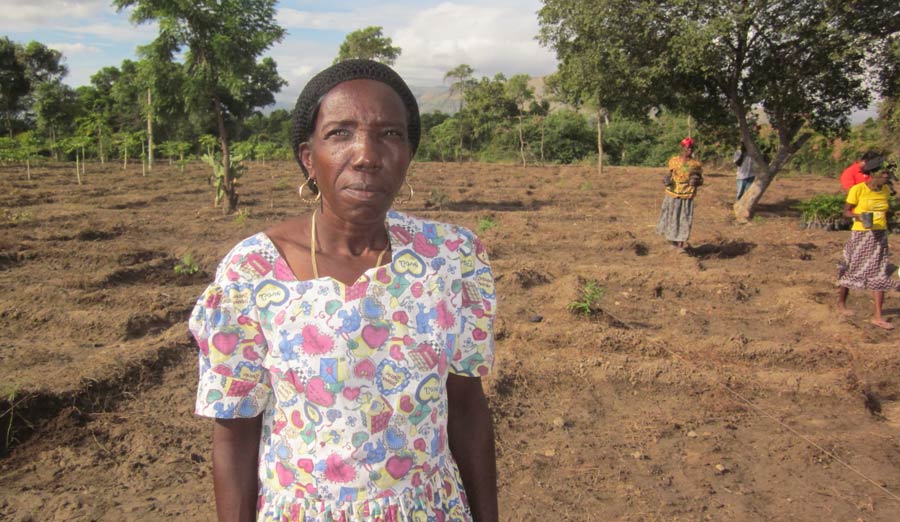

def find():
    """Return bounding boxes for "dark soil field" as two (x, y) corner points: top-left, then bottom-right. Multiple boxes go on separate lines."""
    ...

(1, 159), (899, 521)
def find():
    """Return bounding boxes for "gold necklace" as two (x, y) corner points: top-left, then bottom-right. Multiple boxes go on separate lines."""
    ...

(310, 208), (388, 279)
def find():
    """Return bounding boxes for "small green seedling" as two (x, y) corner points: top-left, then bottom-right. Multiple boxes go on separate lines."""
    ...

(477, 216), (498, 233)
(233, 208), (251, 226)
(568, 280), (606, 317)
(174, 253), (200, 275)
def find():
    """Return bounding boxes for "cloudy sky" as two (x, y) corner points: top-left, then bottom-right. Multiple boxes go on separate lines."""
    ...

(0, 0), (559, 107)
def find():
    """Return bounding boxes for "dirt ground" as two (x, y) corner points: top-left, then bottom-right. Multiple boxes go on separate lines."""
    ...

(1, 159), (899, 521)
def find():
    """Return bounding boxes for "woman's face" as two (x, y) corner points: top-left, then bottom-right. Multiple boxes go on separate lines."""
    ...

(870, 170), (890, 188)
(299, 79), (411, 223)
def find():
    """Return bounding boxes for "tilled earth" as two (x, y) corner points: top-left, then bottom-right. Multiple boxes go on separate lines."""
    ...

(1, 159), (899, 521)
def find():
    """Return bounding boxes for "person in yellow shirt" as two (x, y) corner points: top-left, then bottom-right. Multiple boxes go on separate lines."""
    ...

(656, 137), (703, 250)
(836, 163), (900, 330)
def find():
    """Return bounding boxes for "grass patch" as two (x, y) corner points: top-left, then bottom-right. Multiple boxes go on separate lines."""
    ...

(477, 216), (498, 233)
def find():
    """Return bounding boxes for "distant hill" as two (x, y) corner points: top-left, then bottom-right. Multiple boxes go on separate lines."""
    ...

(269, 76), (554, 116)
(412, 75), (553, 115)
(410, 85), (455, 114)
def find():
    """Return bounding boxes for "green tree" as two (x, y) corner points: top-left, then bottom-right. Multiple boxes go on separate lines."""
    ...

(15, 131), (43, 180)
(538, 1), (668, 175)
(113, 130), (143, 170)
(505, 74), (534, 165)
(115, 0), (286, 213)
(443, 64), (475, 160)
(198, 133), (218, 158)
(878, 37), (900, 153)
(459, 74), (518, 153)
(0, 39), (67, 137)
(0, 37), (30, 138)
(159, 139), (192, 172)
(335, 26), (401, 65)
(538, 0), (900, 221)
(61, 135), (90, 185)
(33, 79), (77, 159)
(444, 64), (475, 113)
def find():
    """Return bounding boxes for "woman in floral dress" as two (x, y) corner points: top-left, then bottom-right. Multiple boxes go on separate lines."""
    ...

(189, 59), (497, 522)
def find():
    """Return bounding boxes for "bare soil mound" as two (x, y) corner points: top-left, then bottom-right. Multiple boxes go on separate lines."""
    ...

(1, 160), (898, 521)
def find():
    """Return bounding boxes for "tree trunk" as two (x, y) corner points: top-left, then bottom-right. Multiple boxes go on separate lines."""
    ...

(98, 129), (105, 164)
(215, 96), (237, 214)
(540, 117), (545, 165)
(75, 152), (82, 185)
(50, 128), (58, 161)
(733, 173), (770, 222)
(457, 123), (463, 163)
(81, 146), (86, 176)
(596, 107), (604, 176)
(26, 158), (30, 181)
(729, 96), (811, 222)
(146, 88), (154, 172)
(517, 115), (526, 166)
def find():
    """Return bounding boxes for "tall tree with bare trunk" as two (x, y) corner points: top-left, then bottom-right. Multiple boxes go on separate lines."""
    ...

(115, 0), (286, 214)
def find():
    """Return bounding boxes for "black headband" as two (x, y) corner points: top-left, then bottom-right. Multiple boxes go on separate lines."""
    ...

(290, 59), (421, 181)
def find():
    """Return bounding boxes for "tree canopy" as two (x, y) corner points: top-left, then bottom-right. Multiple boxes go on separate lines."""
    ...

(0, 38), (67, 137)
(114, 0), (286, 213)
(335, 26), (401, 65)
(538, 0), (900, 220)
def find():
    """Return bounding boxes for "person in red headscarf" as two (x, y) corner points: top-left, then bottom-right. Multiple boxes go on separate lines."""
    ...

(840, 151), (881, 191)
(656, 137), (703, 249)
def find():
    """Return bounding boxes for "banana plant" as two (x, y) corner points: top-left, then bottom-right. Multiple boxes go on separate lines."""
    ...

(201, 152), (245, 210)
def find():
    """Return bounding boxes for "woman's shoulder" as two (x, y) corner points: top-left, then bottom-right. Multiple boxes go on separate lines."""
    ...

(212, 232), (279, 282)
(388, 210), (478, 245)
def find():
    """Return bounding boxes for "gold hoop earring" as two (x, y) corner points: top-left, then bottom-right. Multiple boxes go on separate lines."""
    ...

(298, 179), (321, 204)
(398, 180), (415, 204)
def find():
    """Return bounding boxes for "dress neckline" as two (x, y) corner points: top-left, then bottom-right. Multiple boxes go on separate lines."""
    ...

(259, 212), (397, 289)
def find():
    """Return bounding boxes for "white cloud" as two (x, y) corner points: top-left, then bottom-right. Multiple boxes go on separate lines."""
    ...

(274, 1), (556, 88)
(269, 40), (337, 107)
(61, 22), (157, 42)
(0, 0), (109, 29)
(46, 42), (101, 56)
(391, 2), (556, 85)
(278, 5), (410, 33)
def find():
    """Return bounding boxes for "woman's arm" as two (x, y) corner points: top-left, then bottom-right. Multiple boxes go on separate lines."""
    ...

(212, 417), (262, 522)
(447, 373), (498, 522)
(842, 202), (858, 219)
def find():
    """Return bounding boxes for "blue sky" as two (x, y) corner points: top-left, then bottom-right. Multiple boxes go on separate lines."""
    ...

(0, 0), (558, 107)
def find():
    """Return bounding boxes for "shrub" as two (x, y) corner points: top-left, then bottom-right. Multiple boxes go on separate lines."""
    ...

(794, 194), (849, 230)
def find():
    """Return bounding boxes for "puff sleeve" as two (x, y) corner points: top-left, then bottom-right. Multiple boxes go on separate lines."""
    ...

(450, 230), (496, 377)
(189, 244), (272, 418)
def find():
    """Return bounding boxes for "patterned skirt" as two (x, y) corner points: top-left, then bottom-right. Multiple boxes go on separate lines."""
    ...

(837, 230), (900, 291)
(656, 196), (694, 243)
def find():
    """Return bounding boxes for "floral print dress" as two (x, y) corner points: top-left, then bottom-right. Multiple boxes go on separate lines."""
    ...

(189, 210), (496, 522)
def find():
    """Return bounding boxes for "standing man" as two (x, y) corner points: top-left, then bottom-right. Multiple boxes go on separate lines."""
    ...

(733, 145), (755, 201)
